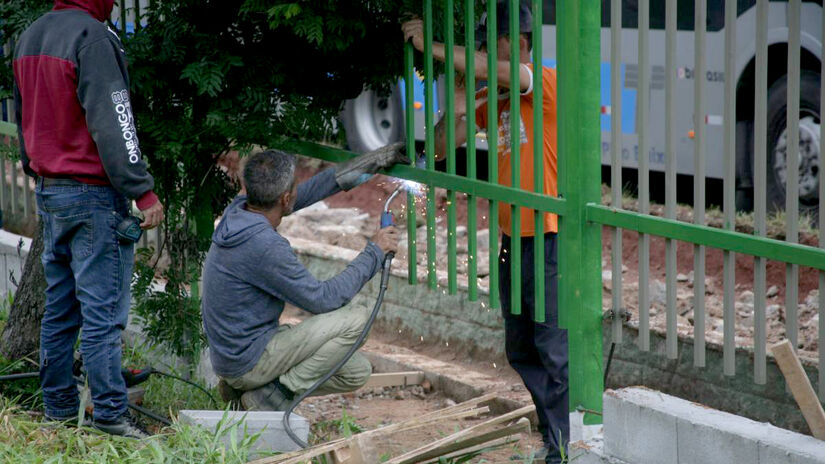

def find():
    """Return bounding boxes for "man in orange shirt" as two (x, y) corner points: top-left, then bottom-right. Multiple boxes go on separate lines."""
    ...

(403, 2), (567, 462)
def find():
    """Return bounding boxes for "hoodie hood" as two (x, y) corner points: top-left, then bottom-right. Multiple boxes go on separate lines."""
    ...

(212, 196), (272, 248)
(54, 0), (114, 22)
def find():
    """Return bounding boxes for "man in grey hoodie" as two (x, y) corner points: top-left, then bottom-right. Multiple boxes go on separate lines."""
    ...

(202, 146), (404, 411)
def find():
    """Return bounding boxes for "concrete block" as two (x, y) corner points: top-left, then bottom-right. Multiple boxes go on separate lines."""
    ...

(608, 387), (825, 464)
(179, 410), (309, 454)
(603, 390), (677, 464)
(569, 438), (630, 464)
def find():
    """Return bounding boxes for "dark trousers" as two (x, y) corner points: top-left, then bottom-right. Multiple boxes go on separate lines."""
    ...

(500, 233), (569, 453)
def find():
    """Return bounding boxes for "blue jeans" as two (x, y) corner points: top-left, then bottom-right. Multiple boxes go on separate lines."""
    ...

(36, 179), (133, 422)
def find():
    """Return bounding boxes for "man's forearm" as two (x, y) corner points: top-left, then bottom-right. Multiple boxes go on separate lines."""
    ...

(431, 43), (530, 91)
(434, 114), (468, 162)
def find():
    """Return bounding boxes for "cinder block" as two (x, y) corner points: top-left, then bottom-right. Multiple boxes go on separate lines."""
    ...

(603, 390), (677, 464)
(608, 387), (825, 464)
(179, 410), (309, 455)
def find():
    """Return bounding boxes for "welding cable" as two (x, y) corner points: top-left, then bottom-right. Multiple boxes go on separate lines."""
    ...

(603, 341), (617, 386)
(0, 371), (39, 381)
(151, 370), (220, 409)
(128, 402), (172, 426)
(283, 251), (395, 448)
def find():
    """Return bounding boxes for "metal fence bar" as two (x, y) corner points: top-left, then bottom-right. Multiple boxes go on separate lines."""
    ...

(610, 0), (623, 343)
(0, 159), (6, 213)
(588, 206), (825, 270)
(120, 0), (127, 33)
(694, 0), (707, 368)
(786, 0), (801, 353)
(10, 162), (18, 217)
(556, 0), (603, 422)
(532, 0), (544, 323)
(637, 0), (650, 351)
(664, 0), (678, 359)
(445, 0), (458, 295)
(404, 42), (417, 285)
(465, 0), (478, 301)
(508, 0), (522, 315)
(487, 0), (500, 310)
(424, 0), (437, 290)
(722, 0), (737, 375)
(820, 0), (825, 401)
(135, 0), (142, 31)
(753, 0), (768, 385)
(23, 170), (31, 217)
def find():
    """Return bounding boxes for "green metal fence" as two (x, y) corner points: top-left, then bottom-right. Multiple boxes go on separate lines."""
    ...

(7, 0), (825, 426)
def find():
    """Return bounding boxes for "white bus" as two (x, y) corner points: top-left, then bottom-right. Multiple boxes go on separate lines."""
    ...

(341, 0), (823, 215)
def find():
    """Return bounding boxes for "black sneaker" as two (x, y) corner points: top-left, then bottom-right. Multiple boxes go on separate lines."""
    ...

(240, 380), (293, 411)
(92, 414), (149, 439)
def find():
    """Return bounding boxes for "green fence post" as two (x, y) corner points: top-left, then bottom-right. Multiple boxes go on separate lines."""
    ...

(557, 0), (603, 423)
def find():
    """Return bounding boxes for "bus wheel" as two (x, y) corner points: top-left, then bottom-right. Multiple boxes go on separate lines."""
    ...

(765, 70), (820, 217)
(340, 85), (404, 154)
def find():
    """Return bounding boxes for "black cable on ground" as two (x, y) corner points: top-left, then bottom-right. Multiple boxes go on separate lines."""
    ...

(128, 402), (172, 426)
(283, 252), (395, 449)
(604, 341), (616, 386)
(0, 372), (39, 381)
(151, 370), (219, 409)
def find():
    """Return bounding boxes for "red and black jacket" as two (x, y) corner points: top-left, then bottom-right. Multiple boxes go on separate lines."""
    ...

(13, 0), (157, 209)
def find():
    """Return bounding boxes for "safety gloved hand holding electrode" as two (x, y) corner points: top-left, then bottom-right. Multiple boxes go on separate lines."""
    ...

(334, 142), (409, 191)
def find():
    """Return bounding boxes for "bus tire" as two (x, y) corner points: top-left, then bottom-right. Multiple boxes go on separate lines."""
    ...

(765, 70), (821, 217)
(340, 86), (404, 154)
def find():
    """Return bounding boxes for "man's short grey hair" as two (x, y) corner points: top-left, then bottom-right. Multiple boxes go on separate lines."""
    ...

(243, 150), (296, 210)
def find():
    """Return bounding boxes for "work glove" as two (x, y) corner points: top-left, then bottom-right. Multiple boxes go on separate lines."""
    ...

(335, 142), (409, 191)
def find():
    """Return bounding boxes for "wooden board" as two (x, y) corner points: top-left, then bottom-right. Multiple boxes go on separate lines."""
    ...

(360, 371), (425, 389)
(771, 340), (825, 440)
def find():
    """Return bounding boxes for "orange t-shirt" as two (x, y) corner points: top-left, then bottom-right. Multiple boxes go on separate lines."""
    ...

(475, 64), (558, 237)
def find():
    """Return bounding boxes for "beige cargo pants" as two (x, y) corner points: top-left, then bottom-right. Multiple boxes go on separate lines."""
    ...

(222, 302), (373, 396)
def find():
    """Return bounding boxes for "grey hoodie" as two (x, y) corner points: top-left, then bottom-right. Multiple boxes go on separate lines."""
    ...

(202, 168), (384, 378)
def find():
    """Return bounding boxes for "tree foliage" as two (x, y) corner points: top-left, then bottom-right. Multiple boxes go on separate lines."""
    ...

(0, 0), (475, 361)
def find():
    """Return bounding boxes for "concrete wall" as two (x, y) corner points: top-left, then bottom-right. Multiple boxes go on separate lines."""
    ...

(289, 237), (822, 435)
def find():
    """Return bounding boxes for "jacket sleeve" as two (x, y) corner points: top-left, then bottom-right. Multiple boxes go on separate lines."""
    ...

(76, 35), (157, 209)
(12, 81), (35, 178)
(254, 235), (383, 314)
(293, 168), (341, 212)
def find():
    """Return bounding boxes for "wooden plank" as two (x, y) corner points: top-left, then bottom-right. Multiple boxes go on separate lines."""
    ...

(771, 340), (825, 440)
(360, 371), (424, 389)
(385, 405), (535, 464)
(389, 418), (530, 464)
(421, 436), (518, 464)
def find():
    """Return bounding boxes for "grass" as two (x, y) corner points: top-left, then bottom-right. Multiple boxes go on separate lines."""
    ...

(0, 397), (264, 463)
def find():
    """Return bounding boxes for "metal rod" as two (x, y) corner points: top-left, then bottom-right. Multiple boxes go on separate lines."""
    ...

(694, 0), (707, 369)
(786, 0), (801, 354)
(820, 0), (825, 401)
(23, 170), (31, 218)
(722, 0), (737, 375)
(753, 0), (769, 385)
(587, 205), (825, 270)
(509, 0), (522, 316)
(466, 0), (478, 301)
(445, 0), (457, 295)
(556, 0), (604, 423)
(664, 0), (678, 360)
(637, 0), (650, 351)
(487, 0), (500, 310)
(532, 0), (544, 323)
(405, 43), (417, 285)
(10, 162), (17, 217)
(424, 0), (437, 290)
(610, 0), (623, 343)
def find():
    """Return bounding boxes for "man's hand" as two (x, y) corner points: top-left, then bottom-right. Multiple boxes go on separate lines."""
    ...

(402, 19), (424, 51)
(139, 201), (164, 230)
(371, 226), (400, 255)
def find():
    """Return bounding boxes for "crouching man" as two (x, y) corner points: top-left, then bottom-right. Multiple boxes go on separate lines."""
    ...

(202, 146), (404, 410)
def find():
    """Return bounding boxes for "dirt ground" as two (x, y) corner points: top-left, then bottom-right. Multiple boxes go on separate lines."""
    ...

(280, 306), (547, 463)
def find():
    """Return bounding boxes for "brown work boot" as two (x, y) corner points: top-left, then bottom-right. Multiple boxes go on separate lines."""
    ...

(217, 379), (244, 410)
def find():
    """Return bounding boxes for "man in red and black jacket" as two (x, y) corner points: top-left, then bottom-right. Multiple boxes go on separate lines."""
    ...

(13, 0), (163, 438)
